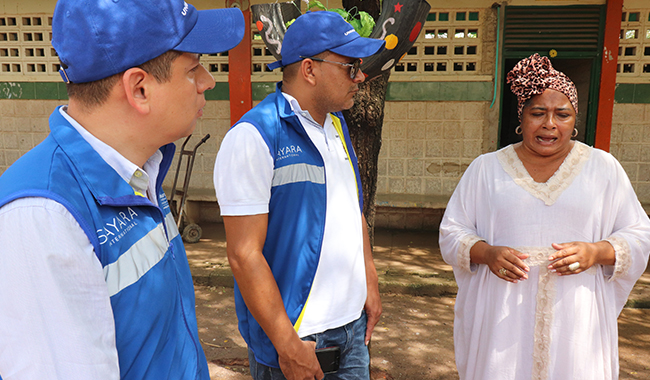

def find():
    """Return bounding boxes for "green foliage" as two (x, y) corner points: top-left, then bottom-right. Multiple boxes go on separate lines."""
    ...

(284, 1), (376, 38)
(307, 1), (327, 11)
(356, 11), (375, 37)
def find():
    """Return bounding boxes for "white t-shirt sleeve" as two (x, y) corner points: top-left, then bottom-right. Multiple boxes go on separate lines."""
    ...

(214, 122), (274, 216)
(0, 198), (119, 380)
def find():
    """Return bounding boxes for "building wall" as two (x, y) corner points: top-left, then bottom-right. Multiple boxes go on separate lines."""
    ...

(610, 103), (650, 203)
(1, 0), (649, 230)
(375, 1), (650, 210)
(164, 101), (232, 192)
(611, 3), (650, 204)
(0, 99), (62, 172)
(379, 101), (486, 196)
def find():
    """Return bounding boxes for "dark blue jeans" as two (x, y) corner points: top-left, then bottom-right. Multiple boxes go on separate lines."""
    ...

(248, 312), (369, 380)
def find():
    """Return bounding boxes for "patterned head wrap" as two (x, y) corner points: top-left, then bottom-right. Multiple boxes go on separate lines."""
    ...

(507, 53), (578, 120)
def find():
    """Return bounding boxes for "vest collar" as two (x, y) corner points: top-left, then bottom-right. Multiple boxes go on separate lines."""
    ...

(48, 106), (173, 206)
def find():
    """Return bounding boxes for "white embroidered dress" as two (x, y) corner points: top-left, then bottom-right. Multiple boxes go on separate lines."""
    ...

(439, 141), (650, 380)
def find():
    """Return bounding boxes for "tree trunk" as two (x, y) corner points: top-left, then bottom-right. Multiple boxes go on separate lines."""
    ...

(342, 0), (388, 245)
(343, 72), (389, 245)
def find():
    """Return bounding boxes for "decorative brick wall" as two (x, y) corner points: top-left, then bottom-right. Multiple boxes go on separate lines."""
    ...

(2, 2), (650, 231)
(378, 101), (487, 197)
(162, 101), (233, 194)
(0, 99), (63, 174)
(610, 103), (650, 204)
(617, 8), (650, 81)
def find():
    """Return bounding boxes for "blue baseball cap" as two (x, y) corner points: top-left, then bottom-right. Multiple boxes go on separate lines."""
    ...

(52, 0), (245, 83)
(267, 11), (385, 70)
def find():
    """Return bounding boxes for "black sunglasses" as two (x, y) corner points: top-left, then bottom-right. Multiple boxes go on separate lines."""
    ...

(300, 56), (362, 79)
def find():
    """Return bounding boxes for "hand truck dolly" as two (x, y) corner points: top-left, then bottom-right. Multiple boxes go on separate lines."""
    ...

(169, 133), (211, 243)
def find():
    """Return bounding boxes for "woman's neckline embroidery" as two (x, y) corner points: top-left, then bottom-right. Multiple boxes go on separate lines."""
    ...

(496, 141), (592, 206)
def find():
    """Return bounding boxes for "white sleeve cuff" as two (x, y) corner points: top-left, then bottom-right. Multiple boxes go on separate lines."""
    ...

(603, 236), (631, 281)
(459, 235), (484, 273)
(219, 203), (269, 216)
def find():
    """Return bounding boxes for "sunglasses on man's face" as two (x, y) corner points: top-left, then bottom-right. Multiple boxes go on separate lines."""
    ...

(300, 56), (362, 79)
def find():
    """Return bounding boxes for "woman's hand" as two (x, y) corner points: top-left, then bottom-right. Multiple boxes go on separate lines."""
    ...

(471, 241), (530, 283)
(548, 241), (616, 275)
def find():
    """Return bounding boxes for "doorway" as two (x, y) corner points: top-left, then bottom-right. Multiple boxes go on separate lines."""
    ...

(498, 5), (606, 148)
(500, 58), (593, 147)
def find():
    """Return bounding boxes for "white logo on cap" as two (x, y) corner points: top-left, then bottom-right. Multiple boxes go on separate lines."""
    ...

(344, 29), (355, 36)
(182, 2), (189, 16)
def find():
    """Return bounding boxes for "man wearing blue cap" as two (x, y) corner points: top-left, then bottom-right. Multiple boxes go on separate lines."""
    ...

(214, 11), (385, 380)
(0, 1), (244, 379)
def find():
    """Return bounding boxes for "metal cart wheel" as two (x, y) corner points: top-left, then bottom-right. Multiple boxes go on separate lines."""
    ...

(182, 223), (202, 244)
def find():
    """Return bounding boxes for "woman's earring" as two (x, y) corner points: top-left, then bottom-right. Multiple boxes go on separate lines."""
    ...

(572, 128), (578, 138)
(515, 126), (523, 135)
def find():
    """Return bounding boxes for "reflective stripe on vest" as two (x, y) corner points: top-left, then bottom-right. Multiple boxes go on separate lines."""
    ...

(272, 163), (325, 187)
(103, 212), (179, 297)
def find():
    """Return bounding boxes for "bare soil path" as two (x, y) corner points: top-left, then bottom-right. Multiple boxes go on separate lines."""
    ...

(189, 224), (650, 379)
(195, 286), (650, 379)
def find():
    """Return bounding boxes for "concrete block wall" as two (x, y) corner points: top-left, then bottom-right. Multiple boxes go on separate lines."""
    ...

(3, 98), (647, 231)
(374, 206), (444, 231)
(379, 101), (487, 197)
(163, 101), (231, 196)
(0, 99), (230, 198)
(0, 99), (64, 174)
(610, 103), (650, 204)
(3, 1), (649, 231)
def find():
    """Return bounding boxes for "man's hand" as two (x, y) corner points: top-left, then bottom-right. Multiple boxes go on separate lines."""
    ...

(224, 215), (322, 379)
(364, 283), (382, 345)
(278, 340), (324, 380)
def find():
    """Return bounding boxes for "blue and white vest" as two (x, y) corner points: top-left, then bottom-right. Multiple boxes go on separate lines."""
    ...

(233, 84), (363, 368)
(0, 107), (208, 380)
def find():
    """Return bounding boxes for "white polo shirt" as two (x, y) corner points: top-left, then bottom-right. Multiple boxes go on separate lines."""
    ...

(214, 92), (367, 337)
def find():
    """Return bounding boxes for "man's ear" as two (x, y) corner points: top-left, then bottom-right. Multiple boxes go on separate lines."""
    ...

(122, 67), (151, 114)
(300, 59), (318, 87)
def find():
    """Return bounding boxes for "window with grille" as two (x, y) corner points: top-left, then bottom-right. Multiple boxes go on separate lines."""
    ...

(392, 10), (482, 78)
(0, 13), (234, 82)
(199, 50), (230, 82)
(0, 15), (60, 81)
(617, 9), (650, 79)
(203, 23), (287, 82)
(250, 28), (282, 82)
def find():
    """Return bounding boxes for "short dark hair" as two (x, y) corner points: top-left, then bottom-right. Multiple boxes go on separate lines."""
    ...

(282, 51), (330, 83)
(65, 50), (183, 109)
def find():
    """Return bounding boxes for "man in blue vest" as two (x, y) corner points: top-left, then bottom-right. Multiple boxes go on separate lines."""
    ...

(214, 11), (385, 380)
(0, 1), (244, 379)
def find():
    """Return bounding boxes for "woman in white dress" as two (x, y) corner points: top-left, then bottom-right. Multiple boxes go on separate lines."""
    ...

(439, 53), (650, 380)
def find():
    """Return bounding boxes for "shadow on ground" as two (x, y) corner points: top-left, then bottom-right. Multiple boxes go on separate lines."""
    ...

(189, 223), (650, 379)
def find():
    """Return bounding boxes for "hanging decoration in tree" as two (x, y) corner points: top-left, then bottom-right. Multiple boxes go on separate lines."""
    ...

(252, 0), (431, 80)
(252, 2), (301, 59)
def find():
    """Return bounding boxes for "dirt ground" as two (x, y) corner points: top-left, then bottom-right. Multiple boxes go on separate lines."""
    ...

(194, 285), (650, 380)
(188, 223), (650, 379)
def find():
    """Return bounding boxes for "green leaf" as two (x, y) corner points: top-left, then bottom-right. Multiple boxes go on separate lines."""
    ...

(294, 6), (375, 37)
(357, 11), (375, 37)
(348, 17), (362, 32)
(307, 1), (327, 11)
